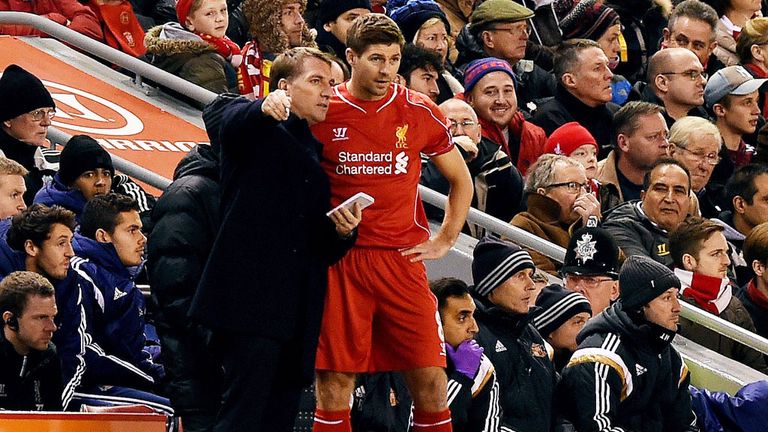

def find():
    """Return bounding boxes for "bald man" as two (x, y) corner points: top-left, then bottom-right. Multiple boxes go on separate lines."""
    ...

(630, 48), (709, 127)
(421, 98), (524, 223)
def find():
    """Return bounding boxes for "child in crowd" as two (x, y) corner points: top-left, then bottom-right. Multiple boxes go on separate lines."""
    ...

(144, 0), (240, 95)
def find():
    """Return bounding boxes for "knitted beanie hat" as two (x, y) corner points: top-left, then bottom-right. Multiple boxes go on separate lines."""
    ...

(0, 65), (55, 123)
(619, 255), (680, 311)
(533, 284), (592, 337)
(59, 135), (114, 186)
(389, 0), (450, 43)
(317, 0), (372, 25)
(463, 57), (516, 93)
(560, 0), (620, 41)
(544, 122), (599, 156)
(176, 0), (194, 25)
(472, 236), (535, 297)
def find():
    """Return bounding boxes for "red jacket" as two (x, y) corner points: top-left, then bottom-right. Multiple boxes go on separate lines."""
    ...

(479, 111), (546, 176)
(0, 0), (103, 41)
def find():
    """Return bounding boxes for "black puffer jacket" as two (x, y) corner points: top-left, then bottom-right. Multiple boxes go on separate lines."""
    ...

(146, 96), (227, 413)
(556, 303), (698, 432)
(472, 294), (556, 432)
(602, 200), (674, 268)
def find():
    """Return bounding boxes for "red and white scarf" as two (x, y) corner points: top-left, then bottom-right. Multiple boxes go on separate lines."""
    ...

(746, 280), (768, 310)
(195, 32), (242, 67)
(674, 268), (732, 315)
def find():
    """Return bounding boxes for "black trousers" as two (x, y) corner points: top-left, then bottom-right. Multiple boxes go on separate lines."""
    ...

(213, 332), (305, 432)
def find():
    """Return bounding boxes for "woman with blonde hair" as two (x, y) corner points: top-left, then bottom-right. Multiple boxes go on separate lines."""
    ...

(736, 16), (768, 117)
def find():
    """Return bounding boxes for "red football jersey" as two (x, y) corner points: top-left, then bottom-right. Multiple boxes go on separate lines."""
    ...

(312, 83), (454, 248)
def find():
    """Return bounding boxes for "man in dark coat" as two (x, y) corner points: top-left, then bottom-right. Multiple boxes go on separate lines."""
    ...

(532, 39), (618, 156)
(0, 65), (59, 205)
(189, 47), (360, 432)
(0, 271), (63, 411)
(146, 96), (229, 432)
(470, 236), (557, 432)
(556, 255), (698, 432)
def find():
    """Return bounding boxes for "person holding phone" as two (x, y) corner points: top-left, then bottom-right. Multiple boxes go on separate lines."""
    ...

(189, 47), (362, 432)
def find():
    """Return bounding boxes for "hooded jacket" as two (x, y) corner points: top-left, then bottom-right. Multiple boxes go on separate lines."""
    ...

(478, 111), (546, 176)
(472, 294), (556, 432)
(0, 331), (62, 411)
(144, 23), (237, 95)
(556, 303), (698, 432)
(33, 173), (88, 221)
(0, 220), (155, 408)
(71, 234), (163, 383)
(146, 143), (221, 412)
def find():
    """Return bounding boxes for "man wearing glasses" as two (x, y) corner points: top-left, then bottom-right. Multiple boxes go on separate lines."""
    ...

(669, 116), (725, 217)
(463, 0), (556, 115)
(560, 222), (621, 314)
(632, 47), (709, 128)
(511, 153), (601, 274)
(0, 65), (59, 205)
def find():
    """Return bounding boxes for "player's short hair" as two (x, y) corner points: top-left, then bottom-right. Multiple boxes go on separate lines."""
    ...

(80, 193), (139, 239)
(613, 101), (665, 139)
(347, 13), (405, 55)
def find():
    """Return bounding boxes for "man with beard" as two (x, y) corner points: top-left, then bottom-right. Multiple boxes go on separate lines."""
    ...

(556, 255), (698, 432)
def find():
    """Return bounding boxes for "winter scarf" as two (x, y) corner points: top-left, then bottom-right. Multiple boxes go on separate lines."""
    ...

(674, 268), (732, 315)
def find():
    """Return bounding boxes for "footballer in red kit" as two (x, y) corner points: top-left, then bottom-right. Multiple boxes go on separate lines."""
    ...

(310, 13), (473, 432)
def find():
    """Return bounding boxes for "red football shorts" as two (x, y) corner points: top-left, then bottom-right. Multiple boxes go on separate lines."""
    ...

(316, 247), (447, 372)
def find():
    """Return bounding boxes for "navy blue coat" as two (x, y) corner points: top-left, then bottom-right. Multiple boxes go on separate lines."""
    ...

(189, 98), (355, 383)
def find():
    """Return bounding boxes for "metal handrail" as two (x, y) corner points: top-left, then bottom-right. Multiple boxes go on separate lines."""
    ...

(0, 12), (217, 106)
(420, 186), (768, 357)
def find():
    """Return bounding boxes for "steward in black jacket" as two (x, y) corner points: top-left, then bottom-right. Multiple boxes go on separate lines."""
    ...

(0, 330), (62, 411)
(556, 256), (698, 432)
(471, 236), (557, 432)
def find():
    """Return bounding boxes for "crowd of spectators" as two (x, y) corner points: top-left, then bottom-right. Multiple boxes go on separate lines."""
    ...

(4, 0), (768, 431)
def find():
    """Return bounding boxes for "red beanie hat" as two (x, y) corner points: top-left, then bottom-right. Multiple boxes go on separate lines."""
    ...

(176, 0), (194, 25)
(544, 122), (598, 156)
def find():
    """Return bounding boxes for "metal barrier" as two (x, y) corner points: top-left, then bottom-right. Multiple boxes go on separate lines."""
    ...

(420, 186), (768, 357)
(47, 128), (173, 190)
(0, 12), (217, 106)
